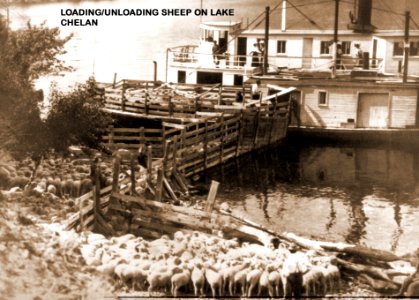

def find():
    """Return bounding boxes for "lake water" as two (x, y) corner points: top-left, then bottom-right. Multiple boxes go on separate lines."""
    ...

(205, 139), (419, 256)
(7, 0), (419, 256)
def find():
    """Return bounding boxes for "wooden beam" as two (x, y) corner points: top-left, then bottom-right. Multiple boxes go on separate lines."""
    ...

(205, 180), (220, 212)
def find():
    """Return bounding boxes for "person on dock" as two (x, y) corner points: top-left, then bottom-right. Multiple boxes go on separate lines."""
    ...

(251, 79), (261, 100)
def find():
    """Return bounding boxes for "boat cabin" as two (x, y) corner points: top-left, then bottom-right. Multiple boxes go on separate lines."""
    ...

(167, 21), (262, 86)
(166, 0), (419, 86)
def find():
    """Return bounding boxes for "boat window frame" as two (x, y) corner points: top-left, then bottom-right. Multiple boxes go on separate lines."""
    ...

(393, 40), (419, 57)
(317, 90), (329, 107)
(276, 40), (287, 55)
(341, 41), (352, 55)
(320, 41), (332, 56)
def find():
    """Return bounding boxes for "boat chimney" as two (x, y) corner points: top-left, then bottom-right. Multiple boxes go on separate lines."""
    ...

(281, 0), (286, 32)
(348, 0), (375, 33)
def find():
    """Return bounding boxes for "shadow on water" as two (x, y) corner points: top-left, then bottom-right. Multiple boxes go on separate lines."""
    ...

(203, 138), (419, 255)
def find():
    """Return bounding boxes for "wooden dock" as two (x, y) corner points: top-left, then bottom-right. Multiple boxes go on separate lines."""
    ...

(65, 79), (293, 234)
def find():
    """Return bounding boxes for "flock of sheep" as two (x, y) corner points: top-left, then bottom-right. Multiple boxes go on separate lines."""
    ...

(0, 155), (115, 204)
(1, 154), (342, 298)
(81, 230), (341, 298)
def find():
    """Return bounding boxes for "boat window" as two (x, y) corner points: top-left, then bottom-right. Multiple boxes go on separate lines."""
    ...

(410, 41), (419, 56)
(318, 91), (328, 106)
(320, 41), (331, 55)
(393, 41), (419, 56)
(393, 42), (403, 56)
(277, 40), (287, 54)
(341, 41), (351, 55)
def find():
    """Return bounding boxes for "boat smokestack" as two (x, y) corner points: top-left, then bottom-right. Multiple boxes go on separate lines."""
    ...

(348, 0), (375, 33)
(281, 0), (286, 32)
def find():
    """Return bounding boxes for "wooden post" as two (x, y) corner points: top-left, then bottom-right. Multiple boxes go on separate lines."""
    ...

(194, 97), (200, 116)
(145, 92), (149, 115)
(403, 10), (410, 83)
(263, 6), (270, 75)
(155, 168), (164, 202)
(253, 105), (261, 149)
(146, 145), (153, 183)
(108, 125), (115, 151)
(94, 164), (101, 224)
(130, 154), (136, 195)
(168, 95), (173, 116)
(219, 115), (225, 164)
(163, 177), (178, 201)
(139, 127), (145, 145)
(146, 145), (155, 195)
(203, 121), (208, 169)
(171, 136), (178, 175)
(121, 80), (126, 112)
(236, 112), (244, 157)
(162, 139), (171, 177)
(112, 72), (117, 89)
(218, 85), (222, 105)
(205, 180), (220, 213)
(268, 95), (278, 144)
(109, 155), (121, 209)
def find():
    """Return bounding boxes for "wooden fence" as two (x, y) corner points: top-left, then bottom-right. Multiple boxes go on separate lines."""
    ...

(103, 82), (254, 118)
(102, 95), (289, 178)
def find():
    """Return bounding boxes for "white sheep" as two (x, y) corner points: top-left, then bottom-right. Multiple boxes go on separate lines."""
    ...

(191, 264), (205, 297)
(258, 268), (270, 296)
(204, 264), (224, 298)
(233, 267), (249, 296)
(268, 269), (282, 297)
(171, 268), (191, 297)
(322, 262), (340, 294)
(246, 265), (263, 297)
(302, 265), (327, 297)
(147, 266), (183, 296)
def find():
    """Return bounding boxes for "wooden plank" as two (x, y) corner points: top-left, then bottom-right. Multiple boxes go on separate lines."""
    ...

(205, 180), (219, 212)
(261, 87), (296, 102)
(155, 168), (164, 202)
(163, 177), (178, 201)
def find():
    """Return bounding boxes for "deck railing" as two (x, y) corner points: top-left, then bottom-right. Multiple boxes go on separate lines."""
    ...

(167, 46), (384, 72)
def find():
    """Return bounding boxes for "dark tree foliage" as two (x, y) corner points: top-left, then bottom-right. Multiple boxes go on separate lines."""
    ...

(45, 78), (112, 153)
(0, 16), (110, 162)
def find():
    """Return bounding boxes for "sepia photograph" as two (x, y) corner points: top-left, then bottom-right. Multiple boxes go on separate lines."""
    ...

(1, 0), (419, 298)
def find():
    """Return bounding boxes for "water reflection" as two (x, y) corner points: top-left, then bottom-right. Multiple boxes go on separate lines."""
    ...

(205, 141), (419, 255)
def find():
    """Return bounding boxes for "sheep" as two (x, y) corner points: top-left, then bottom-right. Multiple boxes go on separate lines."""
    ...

(62, 176), (74, 197)
(222, 260), (251, 296)
(204, 264), (224, 298)
(233, 267), (249, 297)
(191, 263), (205, 297)
(171, 268), (191, 297)
(147, 266), (183, 296)
(79, 177), (93, 196)
(322, 262), (340, 294)
(302, 265), (327, 297)
(47, 184), (57, 195)
(268, 268), (283, 297)
(258, 268), (270, 296)
(246, 265), (263, 297)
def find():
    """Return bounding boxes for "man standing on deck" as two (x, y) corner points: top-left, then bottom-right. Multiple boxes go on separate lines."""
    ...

(354, 43), (363, 67)
(212, 41), (220, 66)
